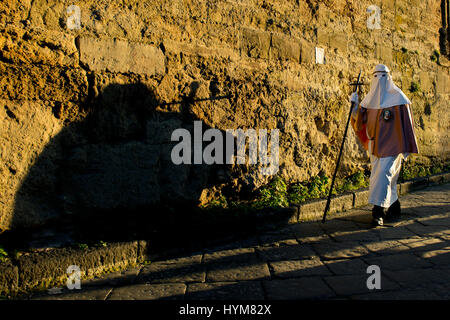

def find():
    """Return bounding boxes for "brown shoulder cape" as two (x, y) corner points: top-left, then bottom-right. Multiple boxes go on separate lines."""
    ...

(351, 104), (419, 158)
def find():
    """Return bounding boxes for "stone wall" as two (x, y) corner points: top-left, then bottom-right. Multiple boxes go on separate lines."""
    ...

(0, 0), (449, 230)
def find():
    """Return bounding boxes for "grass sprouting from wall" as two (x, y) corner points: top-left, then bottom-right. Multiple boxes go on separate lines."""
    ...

(0, 246), (8, 262)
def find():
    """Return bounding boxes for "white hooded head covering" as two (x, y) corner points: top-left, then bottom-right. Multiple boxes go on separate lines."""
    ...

(360, 64), (411, 109)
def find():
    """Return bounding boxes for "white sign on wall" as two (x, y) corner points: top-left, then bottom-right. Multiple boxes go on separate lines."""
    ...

(315, 47), (325, 64)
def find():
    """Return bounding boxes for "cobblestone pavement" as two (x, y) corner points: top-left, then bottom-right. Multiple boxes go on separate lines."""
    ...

(30, 184), (450, 300)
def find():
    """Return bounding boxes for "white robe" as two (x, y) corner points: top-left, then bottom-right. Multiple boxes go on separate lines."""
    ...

(368, 153), (405, 208)
(356, 65), (415, 209)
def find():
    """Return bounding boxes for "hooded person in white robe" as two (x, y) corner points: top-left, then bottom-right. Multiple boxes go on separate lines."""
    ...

(350, 64), (419, 226)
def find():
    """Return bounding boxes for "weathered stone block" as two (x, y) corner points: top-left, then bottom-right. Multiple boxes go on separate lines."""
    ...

(298, 199), (327, 221)
(270, 33), (300, 62)
(0, 63), (88, 102)
(381, 0), (395, 11)
(375, 43), (392, 63)
(436, 70), (449, 94)
(330, 32), (348, 54)
(428, 174), (444, 185)
(240, 27), (271, 59)
(399, 178), (429, 195)
(78, 36), (165, 76)
(298, 193), (354, 222)
(17, 242), (138, 291)
(300, 40), (314, 64)
(353, 188), (370, 208)
(442, 172), (450, 183)
(329, 193), (354, 215)
(0, 262), (18, 296)
(419, 71), (433, 92)
(316, 28), (329, 46)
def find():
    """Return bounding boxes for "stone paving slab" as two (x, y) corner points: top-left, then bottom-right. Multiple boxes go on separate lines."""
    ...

(204, 237), (259, 252)
(206, 261), (271, 282)
(203, 248), (257, 263)
(414, 249), (450, 267)
(322, 258), (369, 275)
(32, 286), (113, 300)
(311, 241), (370, 260)
(258, 230), (298, 246)
(398, 237), (446, 251)
(83, 267), (141, 287)
(289, 223), (332, 243)
(256, 243), (316, 261)
(186, 281), (265, 300)
(263, 278), (336, 299)
(405, 224), (449, 237)
(107, 283), (186, 300)
(319, 219), (361, 234)
(417, 214), (450, 227)
(328, 229), (380, 242)
(376, 226), (419, 240)
(361, 240), (412, 255)
(136, 255), (205, 284)
(361, 253), (434, 271)
(383, 268), (450, 290)
(269, 258), (332, 278)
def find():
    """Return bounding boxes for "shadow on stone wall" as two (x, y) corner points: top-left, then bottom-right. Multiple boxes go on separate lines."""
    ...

(7, 82), (242, 251)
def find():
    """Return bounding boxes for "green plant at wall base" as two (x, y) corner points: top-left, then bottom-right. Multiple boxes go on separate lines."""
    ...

(307, 175), (330, 198)
(400, 162), (449, 181)
(288, 183), (309, 204)
(256, 175), (289, 208)
(288, 174), (331, 204)
(201, 163), (446, 213)
(335, 171), (369, 193)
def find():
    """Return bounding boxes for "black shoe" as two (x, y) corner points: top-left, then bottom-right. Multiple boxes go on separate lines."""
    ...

(372, 217), (384, 226)
(386, 200), (401, 221)
(372, 205), (386, 227)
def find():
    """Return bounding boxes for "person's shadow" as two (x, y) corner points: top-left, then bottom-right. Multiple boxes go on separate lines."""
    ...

(8, 82), (239, 252)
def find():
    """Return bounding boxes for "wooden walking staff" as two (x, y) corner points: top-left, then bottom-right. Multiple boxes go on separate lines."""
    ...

(322, 70), (365, 223)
